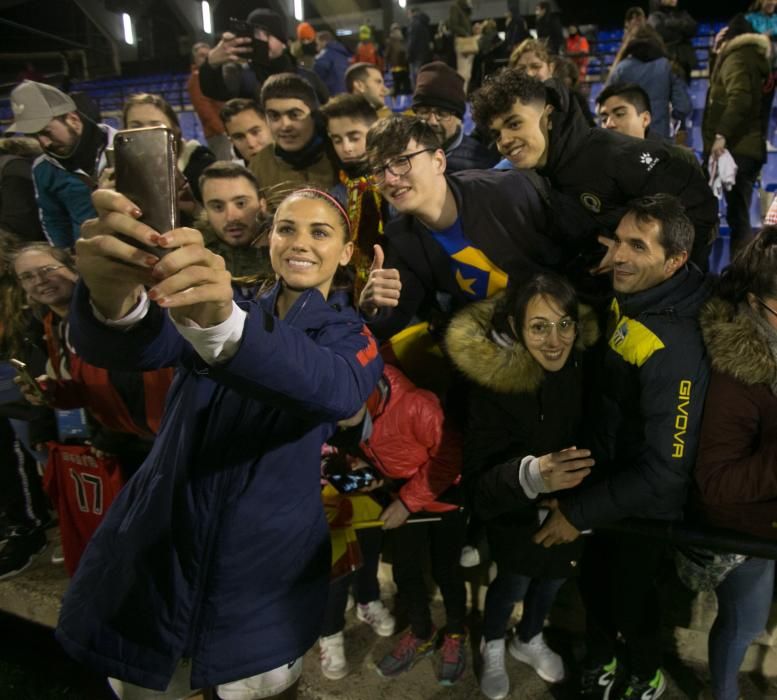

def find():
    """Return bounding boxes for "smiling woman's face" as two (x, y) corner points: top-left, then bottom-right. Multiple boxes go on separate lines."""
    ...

(14, 249), (77, 310)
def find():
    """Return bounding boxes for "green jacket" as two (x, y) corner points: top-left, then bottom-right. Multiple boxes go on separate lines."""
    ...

(200, 221), (273, 280)
(448, 0), (472, 38)
(702, 33), (771, 162)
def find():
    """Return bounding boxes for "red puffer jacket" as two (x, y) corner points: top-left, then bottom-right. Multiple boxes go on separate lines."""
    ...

(360, 364), (461, 512)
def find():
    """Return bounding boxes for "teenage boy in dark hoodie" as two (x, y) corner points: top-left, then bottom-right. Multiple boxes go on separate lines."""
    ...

(472, 70), (717, 270)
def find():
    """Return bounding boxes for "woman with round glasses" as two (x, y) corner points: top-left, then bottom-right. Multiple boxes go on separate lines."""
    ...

(695, 227), (777, 700)
(446, 272), (598, 700)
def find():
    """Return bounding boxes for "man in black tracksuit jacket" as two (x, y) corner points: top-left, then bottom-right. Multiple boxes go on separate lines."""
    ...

(534, 195), (710, 700)
(360, 115), (593, 342)
(473, 72), (718, 271)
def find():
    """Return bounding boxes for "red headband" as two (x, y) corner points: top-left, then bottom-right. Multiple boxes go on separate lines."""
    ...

(293, 187), (353, 237)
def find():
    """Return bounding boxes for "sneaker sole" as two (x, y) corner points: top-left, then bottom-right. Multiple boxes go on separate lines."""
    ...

(508, 645), (564, 684)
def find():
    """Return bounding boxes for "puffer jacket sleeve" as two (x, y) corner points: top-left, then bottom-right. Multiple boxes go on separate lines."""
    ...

(212, 301), (382, 422)
(464, 389), (534, 519)
(397, 389), (462, 512)
(68, 282), (186, 371)
(32, 162), (95, 248)
(714, 49), (763, 147)
(695, 371), (777, 504)
(560, 341), (709, 529)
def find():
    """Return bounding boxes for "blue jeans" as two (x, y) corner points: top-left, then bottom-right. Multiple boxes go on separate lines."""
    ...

(482, 572), (566, 642)
(709, 557), (775, 700)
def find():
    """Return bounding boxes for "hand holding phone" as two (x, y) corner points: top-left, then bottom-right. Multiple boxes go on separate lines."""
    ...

(10, 359), (47, 404)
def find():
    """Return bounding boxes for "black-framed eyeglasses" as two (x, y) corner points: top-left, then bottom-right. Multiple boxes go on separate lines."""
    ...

(414, 106), (455, 121)
(369, 148), (435, 184)
(756, 297), (777, 320)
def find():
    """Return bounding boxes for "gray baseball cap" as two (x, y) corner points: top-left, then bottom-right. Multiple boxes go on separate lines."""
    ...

(7, 81), (77, 134)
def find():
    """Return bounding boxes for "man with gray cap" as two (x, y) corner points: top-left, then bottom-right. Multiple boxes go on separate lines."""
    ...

(199, 8), (329, 106)
(7, 80), (115, 248)
(412, 62), (497, 172)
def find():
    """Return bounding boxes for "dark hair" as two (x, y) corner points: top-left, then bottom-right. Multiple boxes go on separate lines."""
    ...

(0, 230), (27, 357)
(552, 56), (581, 88)
(596, 82), (652, 115)
(471, 69), (547, 133)
(625, 6), (646, 22)
(317, 30), (334, 44)
(627, 194), (694, 258)
(260, 73), (318, 111)
(122, 93), (181, 134)
(717, 226), (777, 304)
(198, 160), (262, 198)
(722, 14), (756, 42)
(365, 115), (441, 162)
(493, 272), (579, 343)
(321, 93), (379, 126)
(537, 1), (552, 12)
(220, 98), (265, 126)
(345, 62), (381, 93)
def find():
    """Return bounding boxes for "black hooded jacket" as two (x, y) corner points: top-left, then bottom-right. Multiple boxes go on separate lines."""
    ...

(560, 265), (711, 530)
(538, 81), (717, 270)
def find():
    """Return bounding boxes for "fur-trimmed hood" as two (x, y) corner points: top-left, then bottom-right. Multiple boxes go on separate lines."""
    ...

(445, 292), (599, 394)
(701, 296), (777, 389)
(719, 32), (771, 61)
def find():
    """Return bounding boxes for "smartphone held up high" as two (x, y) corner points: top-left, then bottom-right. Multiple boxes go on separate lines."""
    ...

(113, 126), (178, 255)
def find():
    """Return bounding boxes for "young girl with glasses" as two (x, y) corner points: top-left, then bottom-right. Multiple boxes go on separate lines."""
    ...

(446, 272), (598, 700)
(53, 185), (382, 700)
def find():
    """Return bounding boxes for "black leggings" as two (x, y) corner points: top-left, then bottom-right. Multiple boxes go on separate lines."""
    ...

(389, 508), (467, 639)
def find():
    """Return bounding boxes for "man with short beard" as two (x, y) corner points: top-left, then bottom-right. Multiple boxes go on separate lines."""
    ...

(6, 81), (116, 249)
(198, 161), (272, 279)
(412, 62), (497, 172)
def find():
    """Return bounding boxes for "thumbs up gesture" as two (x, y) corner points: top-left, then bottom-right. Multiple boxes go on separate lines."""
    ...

(359, 244), (402, 317)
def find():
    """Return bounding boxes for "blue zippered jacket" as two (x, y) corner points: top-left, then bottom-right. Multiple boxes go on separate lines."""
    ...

(55, 281), (382, 690)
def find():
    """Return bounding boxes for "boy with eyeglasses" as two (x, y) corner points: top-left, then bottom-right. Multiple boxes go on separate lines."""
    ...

(412, 62), (497, 172)
(249, 73), (339, 195)
(358, 115), (580, 342)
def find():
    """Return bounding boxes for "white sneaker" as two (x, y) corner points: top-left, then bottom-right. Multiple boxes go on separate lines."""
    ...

(479, 638), (509, 700)
(319, 632), (349, 680)
(356, 599), (396, 637)
(508, 632), (564, 683)
(460, 545), (481, 567)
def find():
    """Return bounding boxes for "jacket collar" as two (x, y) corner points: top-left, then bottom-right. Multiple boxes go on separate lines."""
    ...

(445, 292), (599, 393)
(615, 264), (710, 320)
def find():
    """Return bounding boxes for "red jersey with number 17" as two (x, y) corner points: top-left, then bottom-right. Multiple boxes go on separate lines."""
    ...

(43, 443), (125, 576)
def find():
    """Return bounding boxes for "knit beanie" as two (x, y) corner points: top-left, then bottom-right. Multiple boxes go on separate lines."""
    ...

(297, 21), (316, 42)
(359, 25), (372, 41)
(412, 62), (466, 118)
(247, 8), (288, 44)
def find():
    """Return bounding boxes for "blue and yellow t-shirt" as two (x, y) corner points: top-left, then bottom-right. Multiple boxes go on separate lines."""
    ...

(428, 218), (508, 300)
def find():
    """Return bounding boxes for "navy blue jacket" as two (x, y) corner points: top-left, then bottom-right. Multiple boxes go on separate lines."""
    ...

(313, 41), (351, 95)
(56, 282), (382, 689)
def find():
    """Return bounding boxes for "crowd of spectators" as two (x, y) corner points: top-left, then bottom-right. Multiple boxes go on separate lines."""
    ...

(0, 3), (776, 700)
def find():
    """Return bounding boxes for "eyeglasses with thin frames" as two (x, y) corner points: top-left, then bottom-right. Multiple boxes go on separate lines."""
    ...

(756, 297), (777, 320)
(17, 264), (65, 286)
(525, 318), (577, 341)
(369, 148), (435, 184)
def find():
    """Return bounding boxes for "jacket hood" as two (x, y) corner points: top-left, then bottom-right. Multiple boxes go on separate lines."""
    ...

(700, 296), (777, 389)
(327, 40), (350, 57)
(719, 32), (771, 62)
(445, 292), (599, 394)
(540, 80), (591, 175)
(623, 37), (667, 62)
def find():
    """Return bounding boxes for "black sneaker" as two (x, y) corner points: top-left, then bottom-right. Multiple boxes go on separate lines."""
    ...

(579, 657), (619, 698)
(0, 530), (47, 580)
(610, 670), (666, 700)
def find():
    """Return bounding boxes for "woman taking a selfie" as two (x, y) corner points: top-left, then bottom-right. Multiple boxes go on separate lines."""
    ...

(54, 186), (382, 700)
